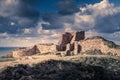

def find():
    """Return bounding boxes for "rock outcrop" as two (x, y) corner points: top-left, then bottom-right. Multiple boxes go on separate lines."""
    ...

(10, 31), (120, 58)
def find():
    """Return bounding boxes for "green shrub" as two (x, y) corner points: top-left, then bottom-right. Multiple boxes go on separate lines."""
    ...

(104, 41), (120, 49)
(84, 49), (103, 55)
(0, 58), (16, 62)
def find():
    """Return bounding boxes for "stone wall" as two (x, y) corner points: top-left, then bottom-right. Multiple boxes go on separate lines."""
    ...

(10, 31), (120, 58)
(78, 38), (120, 56)
(11, 48), (28, 58)
(36, 43), (57, 54)
(58, 32), (73, 46)
(58, 32), (73, 51)
(11, 44), (57, 58)
(71, 31), (85, 44)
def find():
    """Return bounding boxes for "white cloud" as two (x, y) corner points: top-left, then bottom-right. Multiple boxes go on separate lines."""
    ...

(10, 22), (15, 26)
(0, 32), (9, 37)
(0, 0), (39, 32)
(0, 0), (19, 17)
(36, 21), (50, 34)
(5, 0), (18, 5)
(101, 31), (120, 41)
(1, 0), (120, 47)
(0, 37), (35, 47)
(0, 36), (58, 47)
(74, 0), (120, 31)
(23, 28), (32, 34)
(85, 30), (120, 45)
(56, 0), (120, 44)
(85, 30), (100, 38)
(45, 0), (120, 32)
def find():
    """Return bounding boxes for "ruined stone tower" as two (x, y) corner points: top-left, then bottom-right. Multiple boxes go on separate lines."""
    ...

(57, 30), (85, 55)
(10, 30), (120, 58)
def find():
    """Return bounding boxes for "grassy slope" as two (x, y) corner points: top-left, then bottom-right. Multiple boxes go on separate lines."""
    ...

(0, 57), (16, 62)
(0, 54), (120, 80)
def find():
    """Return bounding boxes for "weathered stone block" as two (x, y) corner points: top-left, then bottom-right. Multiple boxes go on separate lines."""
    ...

(71, 31), (85, 43)
(74, 42), (81, 55)
(58, 32), (73, 51)
(36, 43), (57, 54)
(58, 32), (73, 46)
(66, 43), (71, 51)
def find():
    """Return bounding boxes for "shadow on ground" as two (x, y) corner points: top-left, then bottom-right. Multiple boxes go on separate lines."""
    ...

(0, 59), (120, 80)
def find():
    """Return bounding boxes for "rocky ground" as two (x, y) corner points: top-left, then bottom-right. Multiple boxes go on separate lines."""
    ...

(0, 54), (120, 80)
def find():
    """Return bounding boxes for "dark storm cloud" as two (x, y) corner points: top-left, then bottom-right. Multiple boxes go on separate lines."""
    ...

(57, 0), (79, 15)
(0, 0), (39, 34)
(42, 13), (64, 29)
(54, 0), (120, 34)
(0, 0), (120, 47)
(94, 13), (120, 33)
(20, 0), (37, 5)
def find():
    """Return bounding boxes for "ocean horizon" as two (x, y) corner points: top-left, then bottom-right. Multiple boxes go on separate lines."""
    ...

(0, 47), (18, 57)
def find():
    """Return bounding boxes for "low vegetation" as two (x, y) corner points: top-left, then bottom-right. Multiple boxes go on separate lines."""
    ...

(0, 55), (120, 80)
(83, 49), (104, 55)
(104, 40), (120, 49)
(82, 49), (117, 56)
(0, 57), (16, 62)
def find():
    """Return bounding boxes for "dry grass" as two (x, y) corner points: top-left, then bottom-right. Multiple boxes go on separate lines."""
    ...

(0, 54), (120, 80)
(0, 54), (119, 70)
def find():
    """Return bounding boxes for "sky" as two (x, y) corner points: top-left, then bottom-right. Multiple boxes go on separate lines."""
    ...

(0, 0), (120, 47)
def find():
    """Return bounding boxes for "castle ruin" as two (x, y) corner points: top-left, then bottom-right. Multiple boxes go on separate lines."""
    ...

(57, 31), (85, 55)
(10, 30), (120, 58)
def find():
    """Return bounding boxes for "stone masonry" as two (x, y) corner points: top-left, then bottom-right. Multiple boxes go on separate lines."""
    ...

(10, 30), (120, 58)
(57, 30), (85, 55)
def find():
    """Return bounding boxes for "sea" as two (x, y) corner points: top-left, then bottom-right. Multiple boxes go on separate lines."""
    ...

(0, 47), (18, 57)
